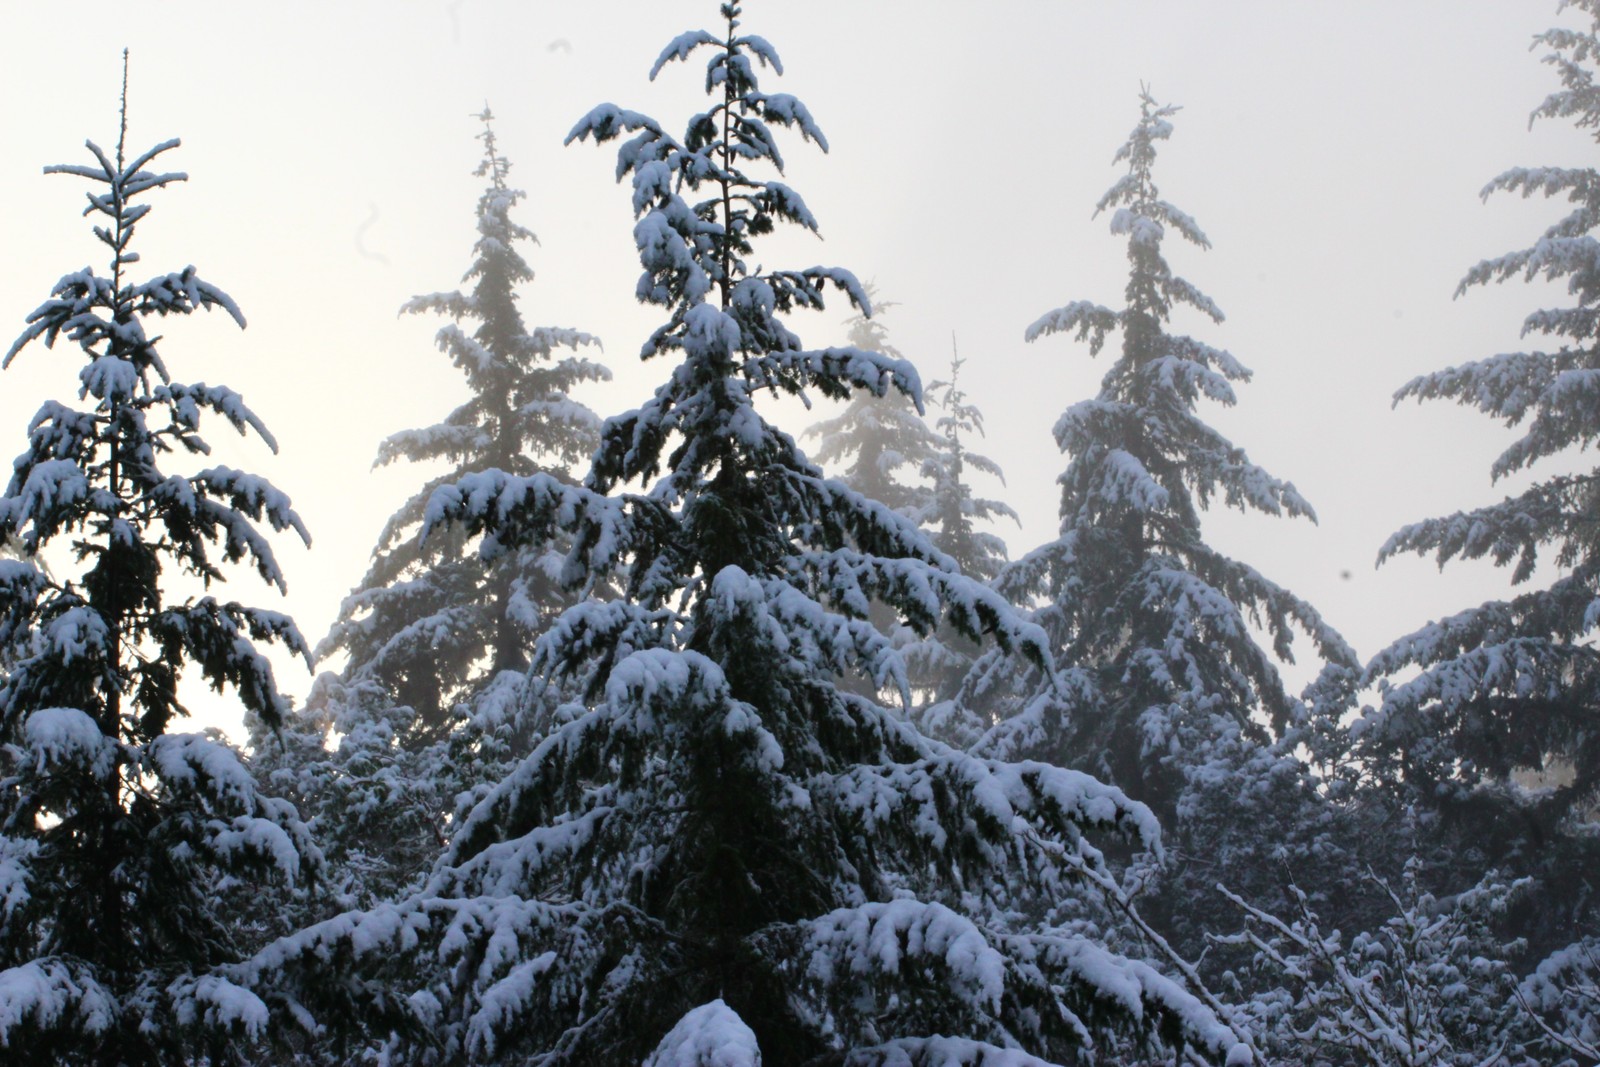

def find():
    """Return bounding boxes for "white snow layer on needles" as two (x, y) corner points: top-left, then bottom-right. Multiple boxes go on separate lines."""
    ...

(146, 733), (306, 882)
(645, 999), (762, 1067)
(0, 960), (115, 1046)
(25, 707), (117, 777)
(862, 1036), (1061, 1067)
(170, 974), (269, 1039)
(804, 899), (1005, 1012)
(0, 837), (38, 924)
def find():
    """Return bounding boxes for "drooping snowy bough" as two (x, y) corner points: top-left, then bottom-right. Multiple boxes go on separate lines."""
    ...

(237, 9), (1252, 1066)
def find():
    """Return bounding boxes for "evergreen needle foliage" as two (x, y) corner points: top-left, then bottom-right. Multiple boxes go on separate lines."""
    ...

(1358, 0), (1600, 958)
(0, 61), (318, 1065)
(236, 10), (1252, 1065)
(966, 90), (1356, 827)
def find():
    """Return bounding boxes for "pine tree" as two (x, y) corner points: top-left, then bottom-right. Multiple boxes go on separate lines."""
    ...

(239, 13), (1253, 1065)
(259, 111), (612, 909)
(0, 65), (318, 1064)
(1357, 0), (1600, 952)
(967, 90), (1355, 827)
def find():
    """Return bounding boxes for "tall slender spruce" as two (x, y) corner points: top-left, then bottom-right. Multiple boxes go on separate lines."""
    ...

(967, 90), (1356, 827)
(1359, 0), (1600, 948)
(238, 14), (1252, 1066)
(257, 112), (610, 907)
(318, 107), (608, 740)
(905, 344), (1019, 725)
(0, 64), (317, 1064)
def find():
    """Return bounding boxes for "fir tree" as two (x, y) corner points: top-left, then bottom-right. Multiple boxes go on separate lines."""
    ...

(0, 65), (317, 1064)
(258, 111), (611, 909)
(803, 290), (941, 519)
(239, 13), (1253, 1065)
(967, 90), (1355, 827)
(317, 106), (608, 742)
(905, 342), (1018, 727)
(1357, 0), (1600, 952)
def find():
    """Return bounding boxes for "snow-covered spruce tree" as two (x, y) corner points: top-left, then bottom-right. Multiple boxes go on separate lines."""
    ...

(905, 344), (1019, 731)
(803, 289), (941, 519)
(921, 345), (1016, 588)
(237, 12), (1254, 1065)
(259, 111), (610, 908)
(318, 106), (608, 742)
(966, 90), (1355, 829)
(0, 75), (317, 1064)
(1356, 0), (1600, 950)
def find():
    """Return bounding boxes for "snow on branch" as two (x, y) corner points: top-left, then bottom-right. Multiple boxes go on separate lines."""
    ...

(644, 999), (761, 1067)
(802, 900), (1005, 1014)
(423, 468), (626, 573)
(1024, 301), (1118, 353)
(23, 706), (119, 778)
(649, 30), (720, 81)
(0, 959), (116, 1048)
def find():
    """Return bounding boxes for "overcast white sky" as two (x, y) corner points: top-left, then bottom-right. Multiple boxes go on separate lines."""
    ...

(0, 1), (1589, 734)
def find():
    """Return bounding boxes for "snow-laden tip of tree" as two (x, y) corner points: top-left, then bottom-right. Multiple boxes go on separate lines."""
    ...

(964, 89), (1355, 832)
(239, 13), (1250, 1065)
(1357, 1), (1600, 946)
(0, 61), (318, 1065)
